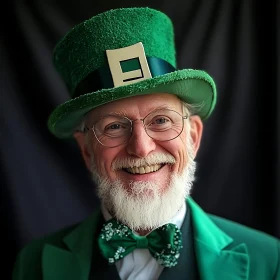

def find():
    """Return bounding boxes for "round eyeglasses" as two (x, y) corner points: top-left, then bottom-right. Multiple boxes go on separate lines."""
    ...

(84, 108), (189, 148)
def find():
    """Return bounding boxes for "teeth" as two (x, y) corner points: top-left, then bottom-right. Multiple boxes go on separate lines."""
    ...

(126, 164), (161, 174)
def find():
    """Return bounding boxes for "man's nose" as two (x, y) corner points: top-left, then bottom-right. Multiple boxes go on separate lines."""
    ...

(126, 121), (156, 157)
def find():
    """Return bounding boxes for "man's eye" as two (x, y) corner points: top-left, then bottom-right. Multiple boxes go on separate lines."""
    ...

(147, 116), (172, 131)
(154, 117), (168, 124)
(105, 123), (122, 131)
(151, 116), (171, 125)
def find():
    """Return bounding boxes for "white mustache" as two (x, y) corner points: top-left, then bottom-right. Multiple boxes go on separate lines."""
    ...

(112, 153), (176, 170)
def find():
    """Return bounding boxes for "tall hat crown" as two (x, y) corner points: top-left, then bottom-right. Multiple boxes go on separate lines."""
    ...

(53, 7), (176, 96)
(48, 7), (216, 139)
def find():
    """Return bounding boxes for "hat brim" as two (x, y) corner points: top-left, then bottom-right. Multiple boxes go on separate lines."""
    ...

(47, 69), (217, 139)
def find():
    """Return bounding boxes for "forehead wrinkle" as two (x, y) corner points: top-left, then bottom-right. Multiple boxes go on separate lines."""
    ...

(85, 97), (182, 124)
(85, 110), (127, 126)
(112, 104), (181, 119)
(149, 104), (179, 112)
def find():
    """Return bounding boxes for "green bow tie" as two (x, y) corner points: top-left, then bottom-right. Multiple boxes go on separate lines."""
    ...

(98, 218), (183, 267)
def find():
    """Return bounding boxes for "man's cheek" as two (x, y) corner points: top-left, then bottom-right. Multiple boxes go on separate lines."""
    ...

(92, 156), (106, 177)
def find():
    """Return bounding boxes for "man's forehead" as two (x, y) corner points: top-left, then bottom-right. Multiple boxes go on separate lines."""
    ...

(86, 93), (182, 120)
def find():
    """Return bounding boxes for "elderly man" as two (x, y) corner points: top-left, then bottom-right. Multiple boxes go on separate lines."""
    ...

(13, 7), (279, 280)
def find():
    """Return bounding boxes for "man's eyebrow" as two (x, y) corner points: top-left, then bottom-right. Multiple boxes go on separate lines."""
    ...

(90, 111), (128, 121)
(152, 105), (176, 110)
(114, 111), (128, 116)
(111, 106), (176, 116)
(96, 105), (178, 120)
(146, 105), (179, 113)
(106, 111), (128, 117)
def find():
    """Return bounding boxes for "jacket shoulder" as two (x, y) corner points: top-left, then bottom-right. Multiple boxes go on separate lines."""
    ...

(12, 222), (80, 280)
(19, 221), (80, 254)
(208, 213), (279, 245)
(209, 214), (280, 279)
(12, 206), (103, 280)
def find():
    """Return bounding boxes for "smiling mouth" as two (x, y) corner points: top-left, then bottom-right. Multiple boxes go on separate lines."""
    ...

(123, 164), (163, 174)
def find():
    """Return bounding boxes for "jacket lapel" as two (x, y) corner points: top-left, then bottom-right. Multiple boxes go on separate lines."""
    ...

(187, 198), (249, 280)
(42, 209), (101, 280)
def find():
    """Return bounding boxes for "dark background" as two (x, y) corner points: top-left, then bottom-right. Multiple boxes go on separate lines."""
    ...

(2, 0), (279, 277)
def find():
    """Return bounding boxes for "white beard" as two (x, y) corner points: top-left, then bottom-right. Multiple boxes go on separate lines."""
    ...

(90, 153), (196, 231)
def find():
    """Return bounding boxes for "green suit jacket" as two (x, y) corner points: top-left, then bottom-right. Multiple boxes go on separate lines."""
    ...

(12, 198), (280, 280)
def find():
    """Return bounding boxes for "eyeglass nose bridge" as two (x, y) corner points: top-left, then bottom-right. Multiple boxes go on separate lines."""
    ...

(127, 117), (149, 137)
(130, 118), (145, 125)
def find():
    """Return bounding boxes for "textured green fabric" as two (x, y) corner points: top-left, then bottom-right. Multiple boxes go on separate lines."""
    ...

(47, 7), (217, 139)
(98, 218), (182, 267)
(12, 197), (280, 280)
(73, 56), (176, 97)
(53, 7), (176, 95)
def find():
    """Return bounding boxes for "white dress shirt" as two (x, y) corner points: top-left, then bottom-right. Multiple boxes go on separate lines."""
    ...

(101, 203), (186, 280)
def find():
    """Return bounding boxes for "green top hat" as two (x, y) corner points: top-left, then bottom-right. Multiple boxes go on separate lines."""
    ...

(47, 7), (217, 139)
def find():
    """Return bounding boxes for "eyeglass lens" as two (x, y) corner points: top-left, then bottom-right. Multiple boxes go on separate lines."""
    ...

(92, 109), (185, 147)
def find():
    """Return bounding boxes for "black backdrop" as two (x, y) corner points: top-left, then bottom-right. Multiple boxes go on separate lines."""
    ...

(2, 0), (280, 277)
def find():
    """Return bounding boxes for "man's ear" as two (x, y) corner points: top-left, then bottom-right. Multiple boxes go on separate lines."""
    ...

(189, 115), (203, 157)
(73, 132), (92, 171)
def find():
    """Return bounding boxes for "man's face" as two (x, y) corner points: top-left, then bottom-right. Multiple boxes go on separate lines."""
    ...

(74, 93), (203, 230)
